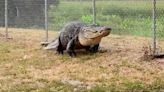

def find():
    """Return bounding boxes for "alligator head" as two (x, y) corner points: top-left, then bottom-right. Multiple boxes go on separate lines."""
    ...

(78, 26), (112, 46)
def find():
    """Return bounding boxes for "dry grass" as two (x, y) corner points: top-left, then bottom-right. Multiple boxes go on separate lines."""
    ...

(0, 28), (164, 91)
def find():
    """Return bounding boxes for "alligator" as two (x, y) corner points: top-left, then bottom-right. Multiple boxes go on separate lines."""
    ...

(43, 22), (112, 57)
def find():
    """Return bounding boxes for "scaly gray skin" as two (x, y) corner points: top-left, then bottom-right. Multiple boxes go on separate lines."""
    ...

(44, 22), (112, 57)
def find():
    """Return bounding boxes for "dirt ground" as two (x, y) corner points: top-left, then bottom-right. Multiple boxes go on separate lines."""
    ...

(0, 28), (164, 91)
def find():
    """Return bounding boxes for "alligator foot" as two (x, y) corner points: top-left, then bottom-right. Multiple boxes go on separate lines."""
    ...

(86, 44), (99, 53)
(57, 46), (63, 55)
(67, 50), (76, 57)
(57, 49), (63, 54)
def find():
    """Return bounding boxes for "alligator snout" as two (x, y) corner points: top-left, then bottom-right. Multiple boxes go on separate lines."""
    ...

(99, 27), (112, 36)
(100, 27), (112, 33)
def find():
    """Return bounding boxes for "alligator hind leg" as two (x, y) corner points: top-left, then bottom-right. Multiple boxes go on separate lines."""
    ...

(66, 39), (76, 57)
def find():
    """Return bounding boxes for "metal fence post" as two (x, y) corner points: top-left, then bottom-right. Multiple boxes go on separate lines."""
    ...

(152, 0), (157, 55)
(92, 0), (96, 25)
(5, 0), (8, 39)
(45, 0), (48, 42)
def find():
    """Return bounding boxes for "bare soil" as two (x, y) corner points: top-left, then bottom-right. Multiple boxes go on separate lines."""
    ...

(0, 28), (164, 91)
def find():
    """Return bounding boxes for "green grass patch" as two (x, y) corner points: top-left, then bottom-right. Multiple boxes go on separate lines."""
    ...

(49, 1), (164, 38)
(90, 79), (164, 92)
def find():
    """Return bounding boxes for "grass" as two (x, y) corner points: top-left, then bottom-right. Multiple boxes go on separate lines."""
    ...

(49, 0), (164, 38)
(0, 28), (164, 91)
(0, 1), (164, 91)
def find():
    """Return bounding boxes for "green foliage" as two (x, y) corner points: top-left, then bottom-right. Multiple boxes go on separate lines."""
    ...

(80, 15), (93, 24)
(49, 2), (92, 30)
(49, 1), (164, 38)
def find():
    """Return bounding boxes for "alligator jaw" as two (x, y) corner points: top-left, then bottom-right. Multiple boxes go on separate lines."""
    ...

(79, 26), (111, 46)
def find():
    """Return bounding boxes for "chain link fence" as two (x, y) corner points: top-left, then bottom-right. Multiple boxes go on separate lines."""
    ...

(0, 0), (164, 56)
(155, 0), (164, 56)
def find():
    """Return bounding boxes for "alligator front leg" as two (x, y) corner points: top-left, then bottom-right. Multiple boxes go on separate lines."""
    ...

(66, 39), (76, 57)
(57, 37), (64, 54)
(88, 44), (99, 53)
(57, 46), (63, 54)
